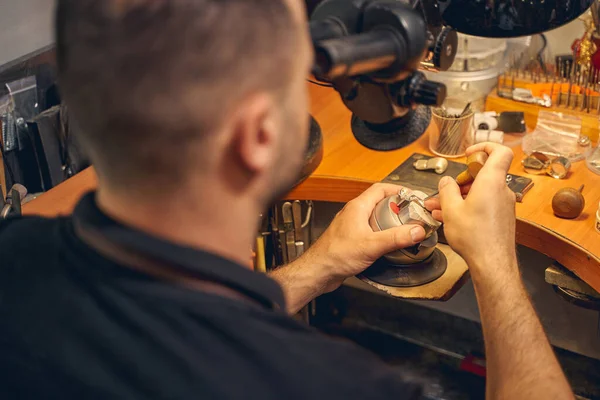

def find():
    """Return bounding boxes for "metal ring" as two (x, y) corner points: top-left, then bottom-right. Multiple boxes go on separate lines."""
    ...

(546, 157), (571, 179)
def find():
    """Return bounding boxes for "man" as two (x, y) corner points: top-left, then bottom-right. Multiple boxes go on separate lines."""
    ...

(0, 0), (573, 399)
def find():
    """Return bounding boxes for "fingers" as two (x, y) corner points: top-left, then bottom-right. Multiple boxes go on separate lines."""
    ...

(466, 142), (514, 179)
(369, 224), (426, 257)
(431, 209), (443, 222)
(438, 176), (463, 212)
(350, 183), (402, 214)
(424, 197), (440, 212)
(425, 183), (469, 213)
(460, 183), (472, 195)
(466, 142), (507, 156)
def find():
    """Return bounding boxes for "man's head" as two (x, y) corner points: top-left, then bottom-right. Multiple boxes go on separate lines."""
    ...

(56, 0), (311, 206)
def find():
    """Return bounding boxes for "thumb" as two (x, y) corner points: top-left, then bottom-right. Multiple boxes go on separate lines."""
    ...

(368, 224), (426, 258)
(439, 176), (463, 211)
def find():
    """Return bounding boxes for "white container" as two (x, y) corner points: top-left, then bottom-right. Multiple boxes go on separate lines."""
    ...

(449, 34), (507, 73)
(425, 35), (532, 112)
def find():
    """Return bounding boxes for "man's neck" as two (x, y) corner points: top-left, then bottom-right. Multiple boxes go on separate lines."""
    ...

(95, 185), (259, 269)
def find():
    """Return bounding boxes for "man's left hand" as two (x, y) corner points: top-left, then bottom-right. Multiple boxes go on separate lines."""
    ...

(305, 183), (438, 293)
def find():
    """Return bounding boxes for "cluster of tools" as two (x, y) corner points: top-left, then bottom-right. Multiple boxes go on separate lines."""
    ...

(497, 60), (600, 112)
(431, 104), (474, 157)
(494, 48), (600, 222)
(254, 201), (313, 273)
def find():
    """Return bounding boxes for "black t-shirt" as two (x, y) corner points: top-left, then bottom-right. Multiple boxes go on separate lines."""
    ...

(0, 193), (422, 399)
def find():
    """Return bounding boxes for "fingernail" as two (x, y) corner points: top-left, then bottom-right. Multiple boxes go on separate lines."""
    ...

(410, 226), (425, 243)
(439, 176), (452, 189)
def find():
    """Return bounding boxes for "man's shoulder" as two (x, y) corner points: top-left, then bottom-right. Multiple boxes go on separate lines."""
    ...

(0, 215), (67, 271)
(0, 215), (64, 243)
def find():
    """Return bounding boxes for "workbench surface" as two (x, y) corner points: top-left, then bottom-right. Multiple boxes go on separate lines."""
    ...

(22, 83), (600, 294)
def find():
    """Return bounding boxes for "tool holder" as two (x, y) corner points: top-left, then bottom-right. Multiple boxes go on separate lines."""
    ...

(255, 201), (314, 273)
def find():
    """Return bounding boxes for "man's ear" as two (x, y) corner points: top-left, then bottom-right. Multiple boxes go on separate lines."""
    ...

(232, 93), (279, 173)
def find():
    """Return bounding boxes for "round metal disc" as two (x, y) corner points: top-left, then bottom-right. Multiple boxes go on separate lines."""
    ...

(294, 115), (323, 186)
(351, 106), (431, 151)
(359, 248), (447, 287)
(552, 286), (600, 311)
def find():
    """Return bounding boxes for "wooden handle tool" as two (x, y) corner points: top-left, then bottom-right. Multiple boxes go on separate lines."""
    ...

(456, 151), (488, 186)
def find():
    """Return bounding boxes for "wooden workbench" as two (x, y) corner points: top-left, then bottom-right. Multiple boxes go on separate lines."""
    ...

(22, 83), (600, 295)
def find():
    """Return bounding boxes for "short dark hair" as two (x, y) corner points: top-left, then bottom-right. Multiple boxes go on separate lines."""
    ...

(56, 0), (296, 187)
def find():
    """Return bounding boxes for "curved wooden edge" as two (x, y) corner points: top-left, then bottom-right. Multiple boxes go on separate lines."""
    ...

(284, 175), (374, 202)
(22, 167), (600, 294)
(288, 174), (600, 294)
(22, 168), (98, 217)
(516, 219), (600, 291)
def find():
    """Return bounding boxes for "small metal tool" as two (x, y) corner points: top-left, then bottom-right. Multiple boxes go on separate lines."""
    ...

(279, 227), (288, 264)
(582, 70), (589, 111)
(413, 157), (449, 174)
(424, 191), (438, 201)
(511, 88), (551, 107)
(292, 200), (304, 257)
(557, 63), (564, 106)
(282, 202), (296, 262)
(566, 64), (573, 107)
(586, 69), (592, 113)
(270, 208), (284, 266)
(0, 184), (27, 219)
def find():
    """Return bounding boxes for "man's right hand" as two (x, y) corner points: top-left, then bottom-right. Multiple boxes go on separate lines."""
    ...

(437, 143), (517, 269)
(438, 143), (575, 399)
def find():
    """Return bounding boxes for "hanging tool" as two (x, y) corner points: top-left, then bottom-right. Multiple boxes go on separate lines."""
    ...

(566, 62), (574, 107)
(255, 236), (267, 273)
(586, 69), (592, 113)
(0, 185), (5, 215)
(557, 63), (564, 106)
(255, 214), (272, 273)
(582, 70), (589, 111)
(270, 208), (284, 266)
(0, 184), (27, 219)
(282, 202), (296, 262)
(292, 200), (304, 258)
